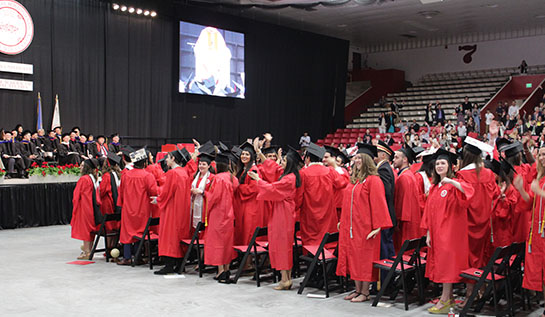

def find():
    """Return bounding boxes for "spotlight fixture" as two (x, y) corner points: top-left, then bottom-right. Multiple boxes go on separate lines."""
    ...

(136, 8), (142, 14)
(120, 5), (127, 11)
(114, 4), (155, 18)
(112, 3), (120, 10)
(144, 10), (150, 16)
(128, 7), (135, 13)
(150, 11), (157, 17)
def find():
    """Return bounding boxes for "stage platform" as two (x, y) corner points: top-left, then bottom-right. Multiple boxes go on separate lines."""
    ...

(0, 180), (76, 230)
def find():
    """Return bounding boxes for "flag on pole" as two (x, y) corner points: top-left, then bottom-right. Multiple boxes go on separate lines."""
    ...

(36, 92), (43, 131)
(51, 94), (61, 130)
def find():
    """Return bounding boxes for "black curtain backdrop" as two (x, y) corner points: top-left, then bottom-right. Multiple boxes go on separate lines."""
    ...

(0, 0), (347, 147)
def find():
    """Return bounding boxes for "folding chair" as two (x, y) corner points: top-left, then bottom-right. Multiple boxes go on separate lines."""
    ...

(372, 236), (426, 310)
(459, 245), (513, 317)
(292, 222), (303, 278)
(232, 227), (272, 287)
(297, 232), (340, 298)
(132, 217), (160, 269)
(179, 221), (206, 276)
(89, 213), (122, 262)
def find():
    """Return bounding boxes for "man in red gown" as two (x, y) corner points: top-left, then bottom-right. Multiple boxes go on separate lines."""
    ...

(392, 146), (423, 252)
(323, 146), (350, 221)
(155, 147), (193, 274)
(297, 143), (347, 246)
(117, 148), (158, 265)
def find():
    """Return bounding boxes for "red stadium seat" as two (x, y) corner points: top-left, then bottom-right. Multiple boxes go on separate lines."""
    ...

(161, 144), (177, 152)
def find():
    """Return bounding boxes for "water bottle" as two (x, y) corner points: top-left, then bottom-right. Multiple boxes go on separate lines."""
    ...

(448, 307), (456, 317)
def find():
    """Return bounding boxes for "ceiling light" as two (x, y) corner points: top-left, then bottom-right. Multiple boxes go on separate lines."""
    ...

(535, 14), (545, 19)
(120, 5), (127, 12)
(337, 24), (347, 27)
(112, 3), (120, 10)
(484, 4), (499, 8)
(136, 8), (142, 14)
(420, 0), (443, 4)
(128, 7), (135, 13)
(150, 11), (157, 17)
(418, 10), (440, 19)
(144, 10), (150, 16)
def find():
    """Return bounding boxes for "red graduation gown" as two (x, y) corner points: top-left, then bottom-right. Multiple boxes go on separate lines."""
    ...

(414, 171), (431, 216)
(71, 175), (100, 241)
(256, 173), (297, 271)
(421, 180), (474, 283)
(457, 166), (498, 268)
(156, 166), (191, 258)
(234, 165), (266, 245)
(118, 169), (158, 244)
(204, 172), (238, 266)
(521, 177), (545, 291)
(99, 172), (120, 231)
(491, 185), (518, 248)
(336, 176), (393, 282)
(334, 167), (350, 220)
(298, 164), (347, 246)
(512, 163), (534, 243)
(394, 168), (425, 252)
(258, 159), (284, 226)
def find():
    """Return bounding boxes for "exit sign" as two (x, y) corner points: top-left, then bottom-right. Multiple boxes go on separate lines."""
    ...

(526, 83), (533, 88)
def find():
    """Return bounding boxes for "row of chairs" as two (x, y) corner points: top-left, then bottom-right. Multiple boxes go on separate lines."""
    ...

(88, 215), (534, 316)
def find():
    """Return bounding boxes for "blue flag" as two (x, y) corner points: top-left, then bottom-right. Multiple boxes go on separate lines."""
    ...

(36, 92), (43, 131)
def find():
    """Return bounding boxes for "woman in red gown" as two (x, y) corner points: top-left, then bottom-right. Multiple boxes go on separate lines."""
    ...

(248, 147), (302, 290)
(71, 158), (101, 259)
(190, 153), (214, 230)
(205, 153), (239, 283)
(421, 149), (474, 314)
(99, 153), (122, 236)
(513, 147), (545, 317)
(336, 144), (393, 303)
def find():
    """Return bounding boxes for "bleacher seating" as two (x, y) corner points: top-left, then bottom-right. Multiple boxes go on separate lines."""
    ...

(317, 65), (545, 147)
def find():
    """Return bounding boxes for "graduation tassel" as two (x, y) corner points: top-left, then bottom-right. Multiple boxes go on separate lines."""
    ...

(349, 182), (358, 240)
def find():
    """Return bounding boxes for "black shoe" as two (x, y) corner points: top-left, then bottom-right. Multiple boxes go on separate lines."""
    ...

(218, 271), (231, 284)
(154, 265), (175, 275)
(4, 174), (12, 179)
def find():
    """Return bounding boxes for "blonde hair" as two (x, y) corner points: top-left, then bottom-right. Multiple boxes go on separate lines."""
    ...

(350, 153), (378, 184)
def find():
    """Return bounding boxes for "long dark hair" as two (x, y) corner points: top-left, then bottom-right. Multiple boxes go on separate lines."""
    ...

(81, 163), (98, 179)
(460, 146), (482, 177)
(237, 150), (256, 183)
(418, 159), (436, 178)
(216, 161), (236, 183)
(506, 152), (522, 166)
(280, 155), (301, 188)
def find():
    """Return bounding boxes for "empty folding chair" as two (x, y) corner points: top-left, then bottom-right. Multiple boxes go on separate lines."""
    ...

(297, 232), (340, 298)
(132, 217), (160, 269)
(232, 227), (272, 287)
(179, 221), (206, 276)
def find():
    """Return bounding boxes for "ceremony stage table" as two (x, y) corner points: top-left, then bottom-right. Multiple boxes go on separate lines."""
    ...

(0, 181), (76, 229)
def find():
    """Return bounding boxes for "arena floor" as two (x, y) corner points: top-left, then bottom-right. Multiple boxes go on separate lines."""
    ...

(0, 225), (542, 316)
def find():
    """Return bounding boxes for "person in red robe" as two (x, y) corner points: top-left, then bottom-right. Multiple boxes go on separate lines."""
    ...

(71, 158), (101, 260)
(336, 144), (393, 303)
(513, 147), (545, 315)
(99, 153), (122, 251)
(190, 153), (215, 232)
(421, 149), (474, 314)
(205, 153), (239, 283)
(392, 146), (423, 252)
(298, 142), (347, 246)
(323, 146), (350, 221)
(117, 148), (158, 265)
(249, 147), (302, 290)
(414, 150), (435, 217)
(456, 137), (499, 304)
(154, 147), (193, 274)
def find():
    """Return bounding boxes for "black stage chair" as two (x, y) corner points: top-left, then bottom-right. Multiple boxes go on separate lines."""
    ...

(132, 217), (160, 269)
(89, 213), (121, 262)
(232, 227), (272, 287)
(179, 221), (206, 276)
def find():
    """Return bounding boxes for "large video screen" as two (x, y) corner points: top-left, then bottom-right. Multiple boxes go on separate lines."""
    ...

(179, 21), (245, 99)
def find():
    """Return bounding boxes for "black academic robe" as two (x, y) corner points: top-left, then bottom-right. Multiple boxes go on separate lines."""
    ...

(108, 142), (121, 154)
(18, 140), (44, 168)
(377, 160), (396, 261)
(43, 137), (59, 153)
(0, 141), (25, 175)
(58, 143), (81, 165)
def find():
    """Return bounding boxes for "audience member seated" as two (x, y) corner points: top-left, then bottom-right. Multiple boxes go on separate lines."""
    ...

(58, 133), (82, 165)
(1, 131), (26, 178)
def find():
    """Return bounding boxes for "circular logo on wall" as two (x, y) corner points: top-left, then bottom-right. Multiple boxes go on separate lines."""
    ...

(0, 0), (34, 55)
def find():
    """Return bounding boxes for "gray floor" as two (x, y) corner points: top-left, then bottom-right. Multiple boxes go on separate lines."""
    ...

(0, 225), (542, 316)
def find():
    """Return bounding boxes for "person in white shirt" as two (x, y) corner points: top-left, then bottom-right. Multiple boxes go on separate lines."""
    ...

(484, 110), (495, 133)
(457, 121), (467, 137)
(299, 132), (311, 150)
(508, 101), (519, 118)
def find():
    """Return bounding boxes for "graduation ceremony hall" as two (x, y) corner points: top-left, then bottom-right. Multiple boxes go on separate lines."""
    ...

(2, 0), (545, 316)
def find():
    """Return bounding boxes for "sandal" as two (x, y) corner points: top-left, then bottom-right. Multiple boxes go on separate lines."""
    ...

(344, 291), (360, 301)
(351, 293), (370, 303)
(77, 252), (90, 260)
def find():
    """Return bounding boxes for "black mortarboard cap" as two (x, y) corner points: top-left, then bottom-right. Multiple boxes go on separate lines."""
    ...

(432, 148), (458, 165)
(199, 140), (216, 155)
(501, 142), (524, 158)
(215, 153), (230, 165)
(376, 140), (394, 158)
(399, 145), (416, 164)
(338, 149), (350, 165)
(262, 145), (279, 155)
(217, 141), (229, 153)
(158, 157), (169, 173)
(287, 146), (303, 165)
(324, 145), (338, 156)
(96, 135), (106, 140)
(484, 159), (501, 176)
(239, 141), (256, 156)
(305, 142), (326, 160)
(464, 136), (493, 155)
(107, 152), (121, 165)
(231, 146), (242, 160)
(170, 149), (183, 162)
(499, 156), (517, 174)
(496, 138), (511, 152)
(357, 142), (378, 158)
(177, 146), (192, 165)
(198, 152), (215, 164)
(84, 158), (99, 169)
(412, 146), (425, 157)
